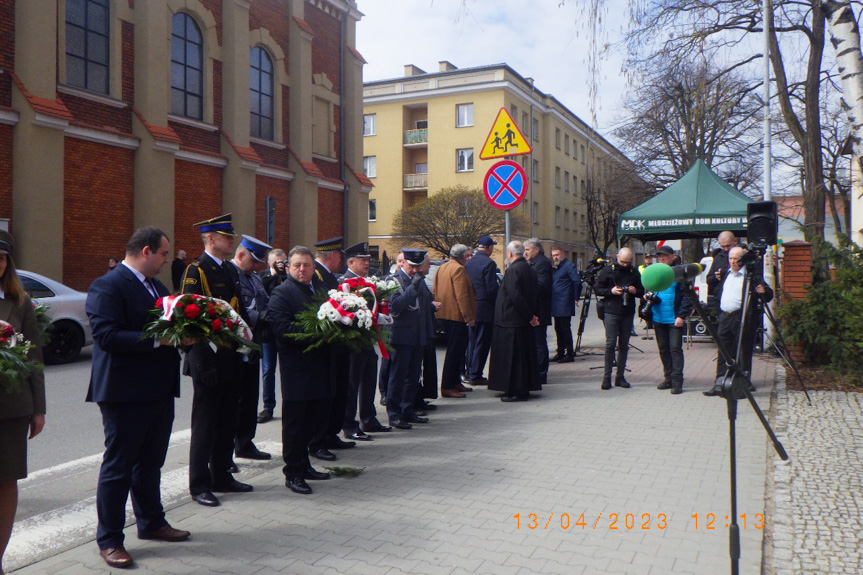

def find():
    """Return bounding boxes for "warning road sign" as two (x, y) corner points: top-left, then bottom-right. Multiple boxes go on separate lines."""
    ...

(484, 160), (527, 210)
(479, 108), (532, 160)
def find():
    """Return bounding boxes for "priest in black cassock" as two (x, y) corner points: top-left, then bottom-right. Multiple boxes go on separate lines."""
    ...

(488, 240), (540, 402)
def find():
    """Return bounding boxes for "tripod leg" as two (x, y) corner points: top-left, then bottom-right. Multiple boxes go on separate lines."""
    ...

(727, 397), (740, 575)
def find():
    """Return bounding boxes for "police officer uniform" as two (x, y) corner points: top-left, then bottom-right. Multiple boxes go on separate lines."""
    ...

(182, 214), (253, 506)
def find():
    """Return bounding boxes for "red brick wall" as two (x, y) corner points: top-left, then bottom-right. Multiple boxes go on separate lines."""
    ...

(121, 21), (134, 103)
(0, 0), (13, 107)
(212, 59), (222, 128)
(62, 93), (134, 134)
(0, 124), (11, 221)
(201, 0), (222, 46)
(63, 139), (135, 290)
(282, 85), (290, 144)
(313, 157), (340, 181)
(255, 175), (290, 248)
(169, 122), (221, 153)
(781, 241), (812, 301)
(174, 159), (223, 258)
(306, 4), (341, 95)
(317, 187), (343, 241)
(250, 143), (289, 169)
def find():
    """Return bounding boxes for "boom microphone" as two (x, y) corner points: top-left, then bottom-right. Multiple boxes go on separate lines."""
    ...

(641, 262), (704, 293)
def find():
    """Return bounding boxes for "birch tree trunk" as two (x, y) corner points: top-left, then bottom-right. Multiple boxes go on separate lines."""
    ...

(823, 1), (863, 180)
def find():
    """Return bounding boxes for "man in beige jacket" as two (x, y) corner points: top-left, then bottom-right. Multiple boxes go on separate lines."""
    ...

(433, 244), (477, 398)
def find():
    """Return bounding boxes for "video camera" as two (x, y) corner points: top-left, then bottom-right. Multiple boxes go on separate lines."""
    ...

(580, 255), (610, 283)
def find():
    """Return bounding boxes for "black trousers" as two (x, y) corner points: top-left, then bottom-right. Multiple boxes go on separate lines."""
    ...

(533, 324), (549, 382)
(467, 321), (493, 380)
(96, 398), (174, 549)
(343, 350), (382, 435)
(553, 316), (574, 355)
(281, 397), (329, 477)
(189, 351), (240, 495)
(234, 359), (261, 454)
(653, 322), (684, 384)
(386, 343), (423, 420)
(420, 341), (438, 400)
(310, 352), (350, 452)
(603, 312), (634, 381)
(715, 310), (756, 379)
(441, 319), (469, 391)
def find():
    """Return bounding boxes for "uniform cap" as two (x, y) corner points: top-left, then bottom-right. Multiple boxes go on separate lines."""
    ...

(344, 241), (370, 259)
(240, 235), (273, 263)
(193, 214), (236, 237)
(314, 236), (343, 252)
(403, 249), (427, 266)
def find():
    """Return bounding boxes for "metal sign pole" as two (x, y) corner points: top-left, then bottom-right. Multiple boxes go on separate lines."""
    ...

(505, 210), (511, 268)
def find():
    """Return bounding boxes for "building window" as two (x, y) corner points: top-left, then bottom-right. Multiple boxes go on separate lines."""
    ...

(532, 202), (539, 224)
(368, 199), (377, 221)
(171, 12), (204, 120)
(416, 119), (428, 130)
(250, 47), (274, 140)
(66, 0), (110, 94)
(565, 171), (570, 192)
(522, 112), (529, 135)
(555, 167), (561, 189)
(555, 128), (561, 149)
(456, 103), (474, 127)
(456, 148), (474, 172)
(532, 160), (539, 182)
(363, 113), (376, 136)
(312, 97), (334, 157)
(555, 207), (561, 227)
(565, 134), (570, 155)
(363, 156), (377, 178)
(532, 118), (539, 141)
(581, 145), (586, 163)
(565, 209), (570, 230)
(573, 140), (578, 161)
(511, 104), (518, 120)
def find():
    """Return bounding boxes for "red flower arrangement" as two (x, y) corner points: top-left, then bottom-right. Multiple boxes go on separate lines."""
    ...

(142, 294), (258, 353)
(0, 319), (41, 394)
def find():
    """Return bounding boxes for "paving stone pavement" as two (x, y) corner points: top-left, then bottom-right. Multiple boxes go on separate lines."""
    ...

(765, 369), (863, 575)
(10, 332), (784, 575)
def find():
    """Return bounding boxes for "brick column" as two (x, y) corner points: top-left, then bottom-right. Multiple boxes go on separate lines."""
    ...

(780, 240), (811, 362)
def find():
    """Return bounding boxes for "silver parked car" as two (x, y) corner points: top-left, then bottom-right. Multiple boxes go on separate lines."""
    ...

(20, 270), (93, 364)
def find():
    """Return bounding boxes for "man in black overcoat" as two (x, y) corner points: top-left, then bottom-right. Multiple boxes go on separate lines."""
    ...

(267, 246), (334, 495)
(488, 241), (540, 402)
(524, 238), (553, 386)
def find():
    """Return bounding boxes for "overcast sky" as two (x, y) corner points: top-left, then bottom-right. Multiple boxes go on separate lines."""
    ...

(355, 0), (629, 145)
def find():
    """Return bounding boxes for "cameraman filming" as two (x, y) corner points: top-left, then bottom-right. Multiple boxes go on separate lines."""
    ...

(644, 246), (692, 395)
(704, 246), (773, 397)
(594, 247), (644, 390)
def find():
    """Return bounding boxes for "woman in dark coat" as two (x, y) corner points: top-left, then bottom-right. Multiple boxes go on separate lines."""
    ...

(489, 241), (540, 401)
(0, 231), (45, 575)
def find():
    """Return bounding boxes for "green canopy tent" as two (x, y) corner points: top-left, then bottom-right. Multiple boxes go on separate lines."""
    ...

(618, 160), (754, 242)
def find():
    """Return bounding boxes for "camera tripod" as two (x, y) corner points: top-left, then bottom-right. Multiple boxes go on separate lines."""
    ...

(682, 273), (788, 575)
(573, 282), (599, 357)
(753, 298), (812, 404)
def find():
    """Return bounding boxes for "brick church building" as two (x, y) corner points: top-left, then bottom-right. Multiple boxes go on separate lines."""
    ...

(0, 0), (370, 290)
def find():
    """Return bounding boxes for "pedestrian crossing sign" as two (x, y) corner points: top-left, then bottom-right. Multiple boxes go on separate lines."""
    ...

(479, 108), (532, 160)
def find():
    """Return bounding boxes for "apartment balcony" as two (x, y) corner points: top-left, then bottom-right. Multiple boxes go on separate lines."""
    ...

(403, 173), (428, 190)
(403, 128), (428, 146)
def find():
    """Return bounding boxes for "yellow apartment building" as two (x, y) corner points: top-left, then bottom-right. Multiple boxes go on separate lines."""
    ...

(362, 61), (635, 270)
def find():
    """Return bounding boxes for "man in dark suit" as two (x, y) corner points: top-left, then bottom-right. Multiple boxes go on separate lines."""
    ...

(705, 231), (739, 309)
(170, 250), (187, 292)
(267, 246), (334, 495)
(308, 237), (356, 461)
(230, 235), (273, 462)
(524, 238), (553, 386)
(182, 214), (253, 507)
(86, 227), (190, 568)
(464, 236), (499, 385)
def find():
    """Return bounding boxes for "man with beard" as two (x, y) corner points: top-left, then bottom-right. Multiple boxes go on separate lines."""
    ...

(488, 241), (540, 402)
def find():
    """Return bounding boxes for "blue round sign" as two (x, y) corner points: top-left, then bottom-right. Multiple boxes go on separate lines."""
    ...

(483, 160), (527, 210)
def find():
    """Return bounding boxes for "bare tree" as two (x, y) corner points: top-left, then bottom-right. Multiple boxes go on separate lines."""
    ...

(391, 186), (528, 257)
(615, 57), (763, 193)
(585, 162), (651, 254)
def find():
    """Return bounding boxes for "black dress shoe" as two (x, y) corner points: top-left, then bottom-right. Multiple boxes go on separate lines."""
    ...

(414, 409), (428, 417)
(286, 476), (312, 494)
(347, 431), (373, 441)
(235, 447), (272, 460)
(389, 419), (412, 430)
(671, 385), (683, 395)
(302, 468), (331, 480)
(414, 400), (438, 410)
(557, 355), (575, 363)
(500, 395), (528, 402)
(703, 386), (723, 397)
(614, 378), (631, 388)
(138, 524), (191, 542)
(657, 380), (672, 390)
(192, 492), (220, 507)
(328, 437), (356, 450)
(460, 373), (471, 383)
(212, 479), (253, 493)
(601, 380), (612, 390)
(363, 424), (392, 433)
(550, 353), (562, 362)
(468, 378), (488, 386)
(311, 448), (337, 461)
(225, 462), (239, 474)
(256, 409), (273, 423)
(405, 414), (429, 423)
